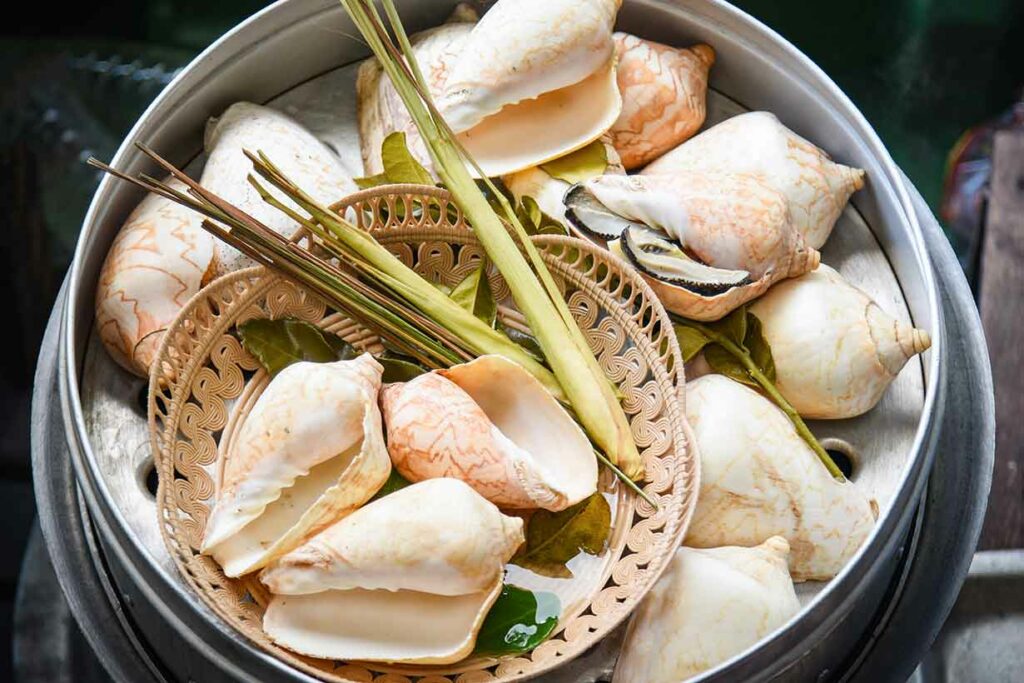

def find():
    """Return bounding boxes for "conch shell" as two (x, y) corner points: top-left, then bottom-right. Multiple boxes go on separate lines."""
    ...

(642, 111), (865, 249)
(94, 177), (214, 376)
(261, 477), (523, 596)
(582, 172), (819, 320)
(684, 375), (877, 581)
(609, 33), (714, 170)
(381, 355), (597, 511)
(614, 538), (800, 683)
(433, 0), (623, 177)
(749, 264), (932, 419)
(261, 478), (524, 664)
(202, 354), (390, 576)
(95, 102), (359, 376)
(357, 9), (476, 174)
(202, 102), (357, 275)
(503, 134), (625, 227)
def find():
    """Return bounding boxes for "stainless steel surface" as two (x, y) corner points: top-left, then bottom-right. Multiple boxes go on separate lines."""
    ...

(55, 0), (960, 681)
(842, 176), (994, 682)
(909, 551), (1024, 683)
(34, 179), (991, 683)
(30, 280), (165, 683)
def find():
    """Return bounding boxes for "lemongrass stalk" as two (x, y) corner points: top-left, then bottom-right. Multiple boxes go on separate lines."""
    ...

(343, 0), (643, 479)
(245, 152), (564, 398)
(377, 3), (631, 404)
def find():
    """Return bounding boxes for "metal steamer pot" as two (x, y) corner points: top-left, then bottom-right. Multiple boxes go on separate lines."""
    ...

(39, 0), (992, 681)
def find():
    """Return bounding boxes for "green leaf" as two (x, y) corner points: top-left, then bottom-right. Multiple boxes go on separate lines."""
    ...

(744, 312), (776, 383)
(380, 131), (434, 185)
(712, 306), (748, 347)
(514, 195), (569, 236)
(539, 140), (608, 184)
(498, 322), (545, 362)
(704, 343), (757, 387)
(520, 194), (543, 228)
(378, 354), (428, 383)
(353, 172), (390, 189)
(238, 317), (426, 382)
(511, 493), (611, 579)
(369, 469), (412, 502)
(238, 318), (358, 375)
(450, 262), (498, 328)
(474, 585), (560, 656)
(674, 324), (711, 363)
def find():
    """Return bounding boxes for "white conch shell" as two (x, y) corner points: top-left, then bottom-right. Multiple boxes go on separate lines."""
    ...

(202, 102), (357, 275)
(432, 0), (623, 177)
(94, 177), (214, 376)
(260, 478), (524, 596)
(684, 375), (877, 581)
(610, 33), (714, 170)
(263, 580), (502, 664)
(642, 111), (865, 249)
(749, 264), (932, 419)
(586, 172), (814, 279)
(381, 355), (597, 510)
(595, 172), (820, 320)
(261, 478), (522, 664)
(614, 538), (800, 683)
(202, 354), (390, 576)
(503, 134), (625, 226)
(357, 11), (476, 175)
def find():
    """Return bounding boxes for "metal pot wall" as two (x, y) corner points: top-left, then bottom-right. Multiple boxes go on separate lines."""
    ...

(35, 0), (993, 681)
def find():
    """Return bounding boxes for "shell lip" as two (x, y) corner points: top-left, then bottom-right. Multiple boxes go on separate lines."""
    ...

(453, 57), (623, 178)
(262, 578), (505, 665)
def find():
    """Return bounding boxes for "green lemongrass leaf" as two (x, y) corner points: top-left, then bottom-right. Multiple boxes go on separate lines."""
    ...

(450, 262), (498, 328)
(474, 585), (560, 656)
(380, 131), (434, 185)
(354, 172), (390, 189)
(704, 343), (757, 386)
(238, 318), (358, 375)
(378, 352), (428, 383)
(744, 312), (776, 382)
(674, 324), (711, 362)
(369, 469), (412, 502)
(539, 140), (608, 184)
(714, 306), (749, 347)
(511, 493), (611, 578)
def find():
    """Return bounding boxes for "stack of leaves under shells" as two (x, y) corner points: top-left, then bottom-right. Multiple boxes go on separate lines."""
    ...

(89, 0), (934, 681)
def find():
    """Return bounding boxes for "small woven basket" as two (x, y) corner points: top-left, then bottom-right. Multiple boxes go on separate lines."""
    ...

(149, 185), (699, 682)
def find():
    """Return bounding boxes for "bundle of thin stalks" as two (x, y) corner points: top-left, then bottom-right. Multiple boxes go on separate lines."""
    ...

(90, 147), (466, 370)
(340, 0), (645, 481)
(88, 146), (653, 502)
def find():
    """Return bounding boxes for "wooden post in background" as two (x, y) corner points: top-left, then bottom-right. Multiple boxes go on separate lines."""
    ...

(978, 130), (1024, 550)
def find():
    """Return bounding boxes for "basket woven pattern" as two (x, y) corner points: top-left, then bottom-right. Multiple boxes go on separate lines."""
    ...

(149, 185), (699, 682)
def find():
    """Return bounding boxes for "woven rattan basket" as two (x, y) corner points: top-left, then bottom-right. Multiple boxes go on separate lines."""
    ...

(149, 185), (699, 682)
